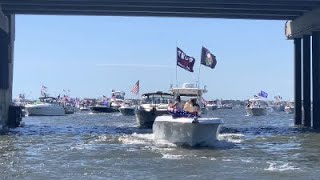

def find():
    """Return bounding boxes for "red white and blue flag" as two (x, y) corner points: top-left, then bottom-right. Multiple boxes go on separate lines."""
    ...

(177, 47), (195, 72)
(131, 80), (139, 95)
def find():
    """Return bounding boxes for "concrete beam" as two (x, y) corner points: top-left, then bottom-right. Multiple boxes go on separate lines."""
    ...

(286, 8), (320, 39)
(2, 10), (298, 20)
(2, 0), (317, 20)
(0, 5), (8, 33)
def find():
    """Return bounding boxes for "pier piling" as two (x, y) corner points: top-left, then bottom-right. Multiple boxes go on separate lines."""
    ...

(312, 31), (320, 130)
(294, 38), (302, 126)
(303, 35), (311, 127)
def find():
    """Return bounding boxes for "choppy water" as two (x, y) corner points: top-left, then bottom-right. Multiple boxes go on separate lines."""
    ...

(1, 107), (320, 179)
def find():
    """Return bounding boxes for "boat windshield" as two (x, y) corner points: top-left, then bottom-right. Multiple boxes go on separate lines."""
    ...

(39, 97), (58, 104)
(178, 95), (201, 106)
(249, 100), (269, 107)
(141, 95), (172, 104)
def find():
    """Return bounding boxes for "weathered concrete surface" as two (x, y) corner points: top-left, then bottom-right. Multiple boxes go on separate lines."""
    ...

(286, 8), (320, 39)
(0, 5), (14, 132)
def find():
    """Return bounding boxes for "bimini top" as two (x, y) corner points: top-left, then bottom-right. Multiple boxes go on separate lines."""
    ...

(170, 83), (207, 96)
(141, 91), (173, 97)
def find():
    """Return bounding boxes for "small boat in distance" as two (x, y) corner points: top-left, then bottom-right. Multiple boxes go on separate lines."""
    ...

(110, 90), (126, 110)
(90, 101), (119, 113)
(216, 100), (233, 109)
(119, 100), (136, 116)
(245, 96), (269, 116)
(206, 100), (218, 110)
(285, 100), (294, 114)
(271, 95), (285, 112)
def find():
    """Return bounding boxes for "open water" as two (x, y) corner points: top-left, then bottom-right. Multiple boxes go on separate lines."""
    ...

(0, 107), (319, 180)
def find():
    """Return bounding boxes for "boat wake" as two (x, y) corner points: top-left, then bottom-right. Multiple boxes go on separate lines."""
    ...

(117, 131), (238, 149)
(264, 161), (300, 172)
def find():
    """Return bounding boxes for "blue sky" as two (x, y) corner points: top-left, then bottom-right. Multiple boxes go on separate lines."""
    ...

(13, 15), (293, 100)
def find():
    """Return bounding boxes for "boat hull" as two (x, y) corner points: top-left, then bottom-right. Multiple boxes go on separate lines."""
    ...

(90, 106), (119, 113)
(272, 105), (285, 112)
(285, 107), (294, 114)
(119, 107), (135, 116)
(206, 105), (218, 110)
(218, 106), (233, 109)
(135, 108), (168, 128)
(25, 104), (65, 116)
(79, 107), (90, 111)
(153, 116), (223, 147)
(64, 106), (75, 114)
(246, 107), (267, 116)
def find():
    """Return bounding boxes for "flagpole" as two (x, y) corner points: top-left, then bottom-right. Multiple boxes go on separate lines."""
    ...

(198, 45), (203, 88)
(175, 41), (178, 87)
(198, 64), (201, 88)
(138, 80), (140, 104)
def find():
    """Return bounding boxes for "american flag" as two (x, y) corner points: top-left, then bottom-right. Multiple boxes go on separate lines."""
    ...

(131, 80), (139, 95)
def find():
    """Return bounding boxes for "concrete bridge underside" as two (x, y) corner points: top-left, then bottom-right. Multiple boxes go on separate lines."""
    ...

(1, 0), (320, 130)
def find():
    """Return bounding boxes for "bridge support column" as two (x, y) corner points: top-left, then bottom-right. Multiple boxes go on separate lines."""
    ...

(303, 35), (311, 127)
(294, 38), (302, 126)
(0, 5), (15, 132)
(312, 31), (320, 130)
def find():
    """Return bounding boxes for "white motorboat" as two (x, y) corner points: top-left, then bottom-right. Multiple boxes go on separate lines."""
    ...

(245, 97), (269, 116)
(271, 95), (285, 112)
(110, 90), (125, 109)
(135, 91), (173, 128)
(153, 83), (223, 147)
(284, 100), (294, 114)
(90, 101), (119, 113)
(219, 104), (233, 109)
(206, 101), (218, 110)
(25, 97), (65, 116)
(64, 103), (75, 114)
(153, 115), (223, 146)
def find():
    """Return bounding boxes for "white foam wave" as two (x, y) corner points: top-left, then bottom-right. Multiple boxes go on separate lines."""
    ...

(219, 133), (244, 144)
(118, 133), (154, 145)
(222, 159), (232, 162)
(264, 161), (300, 172)
(70, 143), (94, 150)
(162, 154), (184, 160)
(240, 158), (254, 163)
